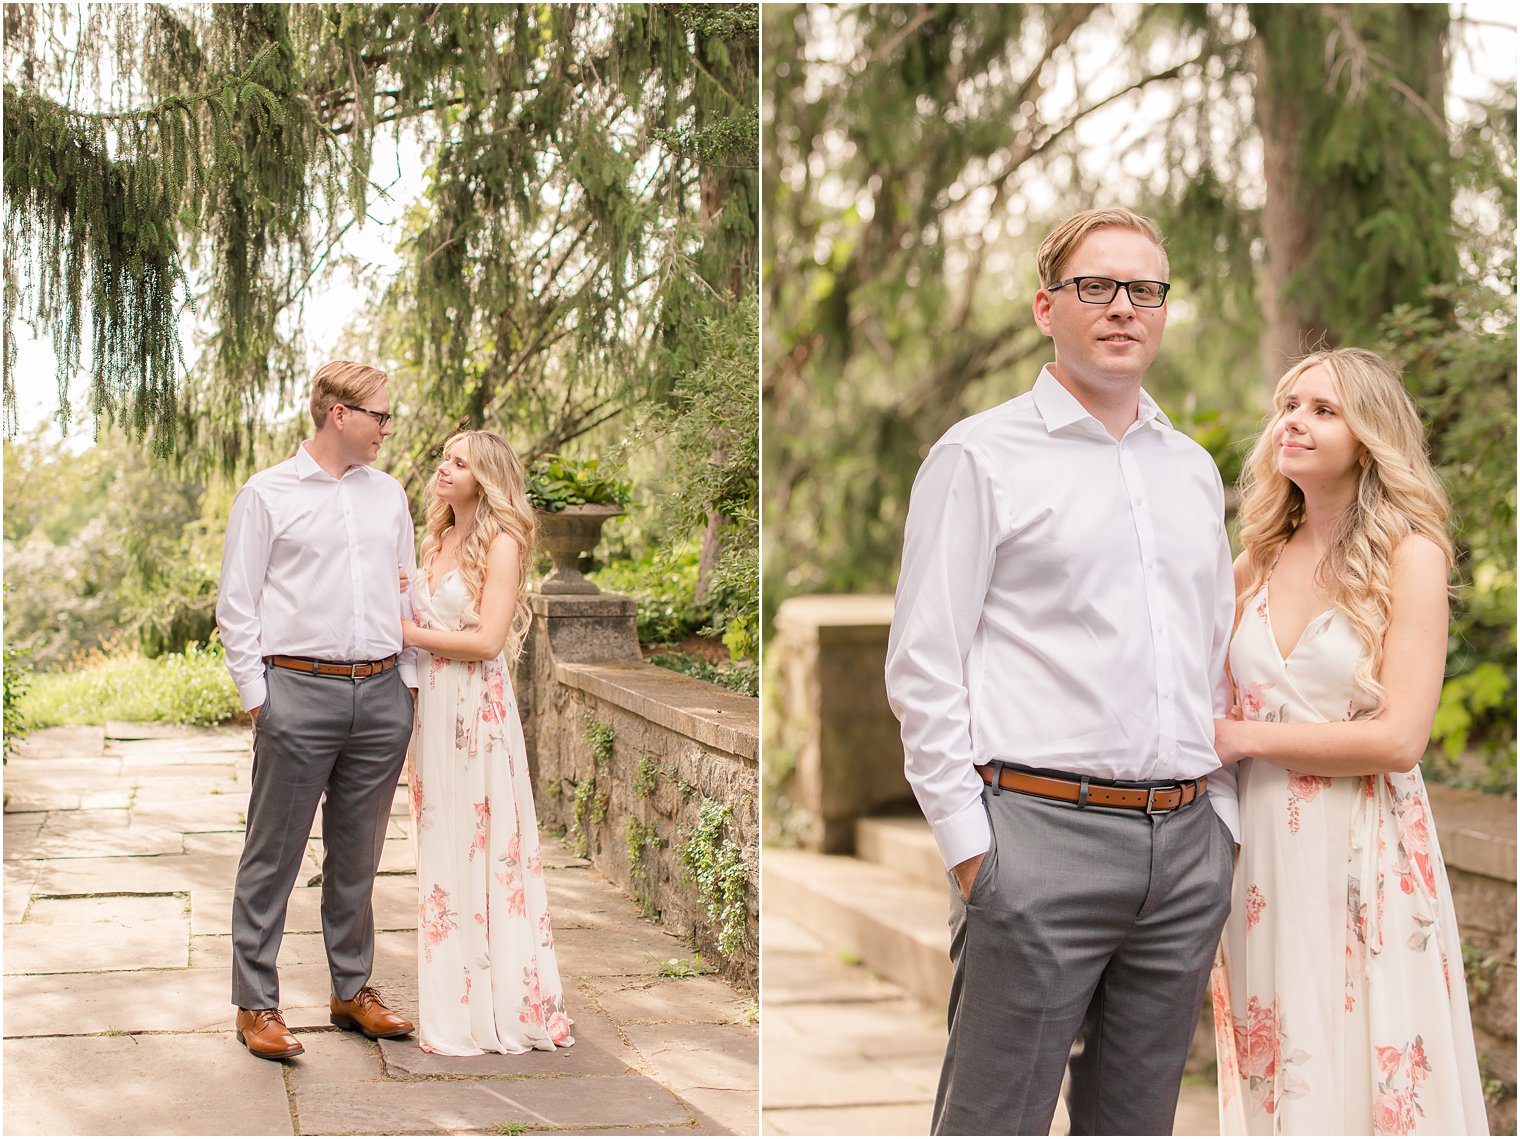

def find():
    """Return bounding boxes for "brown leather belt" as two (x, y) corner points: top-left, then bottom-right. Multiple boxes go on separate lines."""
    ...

(976, 763), (1206, 814)
(267, 654), (398, 679)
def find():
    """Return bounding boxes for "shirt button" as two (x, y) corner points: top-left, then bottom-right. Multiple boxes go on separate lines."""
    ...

(1134, 496), (1144, 506)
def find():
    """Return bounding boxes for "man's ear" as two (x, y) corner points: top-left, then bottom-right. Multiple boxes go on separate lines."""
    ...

(1032, 288), (1054, 336)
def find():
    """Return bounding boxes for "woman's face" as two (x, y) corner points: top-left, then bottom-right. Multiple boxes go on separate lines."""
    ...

(1272, 364), (1366, 491)
(435, 439), (482, 507)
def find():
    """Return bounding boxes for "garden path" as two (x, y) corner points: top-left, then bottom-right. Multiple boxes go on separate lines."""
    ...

(3, 723), (757, 1136)
(761, 912), (1219, 1136)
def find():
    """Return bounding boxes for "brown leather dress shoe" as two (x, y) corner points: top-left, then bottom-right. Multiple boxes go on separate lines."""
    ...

(329, 986), (415, 1040)
(235, 1007), (304, 1060)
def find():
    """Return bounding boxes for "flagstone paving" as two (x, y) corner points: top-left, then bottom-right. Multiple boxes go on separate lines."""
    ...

(4, 724), (757, 1136)
(760, 912), (1219, 1137)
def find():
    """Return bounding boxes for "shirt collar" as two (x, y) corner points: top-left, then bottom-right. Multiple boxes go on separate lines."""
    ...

(1032, 365), (1172, 435)
(296, 440), (368, 481)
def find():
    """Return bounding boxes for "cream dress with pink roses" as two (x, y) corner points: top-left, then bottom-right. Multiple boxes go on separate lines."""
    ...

(406, 565), (574, 1056)
(1210, 573), (1486, 1135)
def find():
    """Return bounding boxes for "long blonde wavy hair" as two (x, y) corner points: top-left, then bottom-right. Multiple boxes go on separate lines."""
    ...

(1236, 347), (1453, 710)
(423, 431), (537, 660)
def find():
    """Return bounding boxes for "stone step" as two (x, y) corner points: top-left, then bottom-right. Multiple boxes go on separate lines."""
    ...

(855, 814), (945, 893)
(763, 847), (951, 1010)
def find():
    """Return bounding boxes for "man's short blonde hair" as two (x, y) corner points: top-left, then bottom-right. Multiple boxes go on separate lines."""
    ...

(310, 360), (389, 428)
(1036, 208), (1169, 288)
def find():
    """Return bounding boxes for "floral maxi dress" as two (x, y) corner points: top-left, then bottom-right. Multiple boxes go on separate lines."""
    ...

(1211, 578), (1486, 1135)
(406, 567), (574, 1055)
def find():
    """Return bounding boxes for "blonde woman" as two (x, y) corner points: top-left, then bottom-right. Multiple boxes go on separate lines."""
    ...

(1210, 348), (1486, 1134)
(401, 430), (574, 1056)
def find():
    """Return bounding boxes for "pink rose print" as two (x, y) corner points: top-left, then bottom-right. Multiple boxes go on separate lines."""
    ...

(469, 799), (490, 862)
(1346, 876), (1369, 1012)
(1231, 995), (1310, 1114)
(1239, 681), (1274, 718)
(1210, 972), (1238, 1101)
(1285, 771), (1332, 834)
(1371, 1037), (1430, 1134)
(1245, 884), (1266, 933)
(1388, 780), (1437, 899)
(419, 884), (458, 963)
(461, 966), (472, 1005)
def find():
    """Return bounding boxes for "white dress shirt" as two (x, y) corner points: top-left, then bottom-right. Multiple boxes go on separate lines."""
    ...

(885, 367), (1238, 870)
(217, 442), (419, 711)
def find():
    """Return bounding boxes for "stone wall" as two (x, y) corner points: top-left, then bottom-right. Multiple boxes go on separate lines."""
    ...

(517, 592), (759, 990)
(769, 595), (911, 851)
(1428, 784), (1518, 1134)
(773, 592), (1518, 1131)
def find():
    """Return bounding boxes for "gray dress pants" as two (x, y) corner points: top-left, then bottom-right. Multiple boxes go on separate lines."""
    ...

(230, 664), (414, 1009)
(932, 782), (1234, 1136)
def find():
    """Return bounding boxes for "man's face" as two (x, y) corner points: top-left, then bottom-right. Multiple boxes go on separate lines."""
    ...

(335, 384), (393, 466)
(1032, 227), (1169, 395)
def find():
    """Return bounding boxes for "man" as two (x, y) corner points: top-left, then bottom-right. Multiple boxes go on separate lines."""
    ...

(217, 360), (420, 1060)
(884, 208), (1238, 1135)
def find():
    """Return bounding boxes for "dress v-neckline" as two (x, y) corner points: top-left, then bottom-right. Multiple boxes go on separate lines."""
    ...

(1261, 574), (1335, 666)
(424, 557), (461, 596)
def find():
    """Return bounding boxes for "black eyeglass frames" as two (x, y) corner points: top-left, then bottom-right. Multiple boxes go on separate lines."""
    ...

(1046, 277), (1170, 308)
(340, 403), (394, 429)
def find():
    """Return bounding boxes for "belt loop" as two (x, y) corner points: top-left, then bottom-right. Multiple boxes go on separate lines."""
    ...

(988, 760), (1004, 796)
(1077, 776), (1089, 809)
(309, 660), (320, 676)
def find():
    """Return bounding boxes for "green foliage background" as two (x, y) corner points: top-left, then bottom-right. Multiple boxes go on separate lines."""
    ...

(3, 3), (759, 705)
(763, 4), (1516, 789)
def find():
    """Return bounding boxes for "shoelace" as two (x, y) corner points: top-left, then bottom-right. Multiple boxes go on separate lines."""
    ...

(251, 1008), (286, 1030)
(351, 987), (385, 1010)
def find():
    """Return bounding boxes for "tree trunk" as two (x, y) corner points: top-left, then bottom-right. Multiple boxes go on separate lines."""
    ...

(1250, 4), (1452, 398)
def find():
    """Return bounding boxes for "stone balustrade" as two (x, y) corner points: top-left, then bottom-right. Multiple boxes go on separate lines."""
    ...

(517, 591), (759, 989)
(770, 592), (1517, 1131)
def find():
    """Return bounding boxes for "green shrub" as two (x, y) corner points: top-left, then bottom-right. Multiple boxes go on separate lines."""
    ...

(4, 642), (33, 760)
(646, 651), (758, 698)
(590, 545), (707, 645)
(18, 639), (240, 727)
(680, 799), (750, 958)
(527, 454), (633, 512)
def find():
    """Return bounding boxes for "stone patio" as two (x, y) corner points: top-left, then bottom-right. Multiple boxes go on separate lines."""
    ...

(3, 724), (757, 1136)
(760, 912), (1219, 1136)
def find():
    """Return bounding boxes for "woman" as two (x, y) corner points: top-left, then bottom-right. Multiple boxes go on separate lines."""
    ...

(402, 430), (574, 1056)
(1210, 348), (1486, 1135)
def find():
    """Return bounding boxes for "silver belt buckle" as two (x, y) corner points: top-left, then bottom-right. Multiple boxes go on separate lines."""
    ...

(1145, 786), (1177, 815)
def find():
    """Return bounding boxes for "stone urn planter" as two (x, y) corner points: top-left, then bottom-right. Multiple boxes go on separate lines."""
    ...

(536, 504), (623, 595)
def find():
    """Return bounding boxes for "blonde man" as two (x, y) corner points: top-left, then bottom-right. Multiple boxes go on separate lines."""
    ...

(886, 209), (1238, 1134)
(218, 360), (420, 1059)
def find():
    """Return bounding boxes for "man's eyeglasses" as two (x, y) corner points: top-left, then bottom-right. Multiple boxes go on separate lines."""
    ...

(1046, 277), (1170, 308)
(339, 403), (394, 429)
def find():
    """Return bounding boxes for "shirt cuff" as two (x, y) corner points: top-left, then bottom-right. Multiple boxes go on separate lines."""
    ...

(237, 677), (267, 713)
(931, 796), (992, 871)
